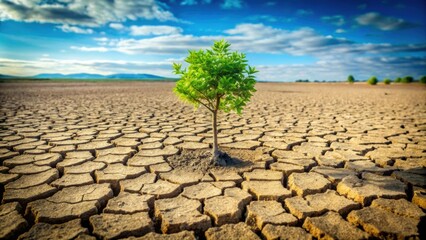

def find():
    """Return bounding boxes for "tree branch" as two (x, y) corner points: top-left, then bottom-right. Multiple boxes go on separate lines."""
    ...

(188, 95), (213, 112)
(190, 82), (215, 109)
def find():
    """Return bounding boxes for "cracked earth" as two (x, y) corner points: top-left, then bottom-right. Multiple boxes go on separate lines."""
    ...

(0, 82), (425, 240)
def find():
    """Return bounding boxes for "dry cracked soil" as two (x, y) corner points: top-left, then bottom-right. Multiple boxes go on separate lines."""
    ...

(0, 81), (425, 240)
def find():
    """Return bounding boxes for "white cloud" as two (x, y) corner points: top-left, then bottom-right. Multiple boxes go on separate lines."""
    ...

(224, 24), (350, 55)
(221, 0), (243, 9)
(109, 23), (124, 30)
(130, 25), (183, 36)
(335, 28), (346, 33)
(113, 35), (215, 54)
(70, 46), (109, 52)
(355, 12), (418, 31)
(72, 23), (425, 58)
(296, 9), (313, 16)
(0, 0), (178, 27)
(57, 24), (94, 34)
(181, 0), (197, 5)
(94, 37), (109, 42)
(180, 0), (211, 5)
(321, 15), (345, 26)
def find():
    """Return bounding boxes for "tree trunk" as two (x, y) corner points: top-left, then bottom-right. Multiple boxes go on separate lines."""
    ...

(212, 110), (219, 162)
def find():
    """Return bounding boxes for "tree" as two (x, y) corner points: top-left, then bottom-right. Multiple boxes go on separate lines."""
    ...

(383, 78), (391, 85)
(420, 76), (426, 84)
(394, 77), (402, 83)
(401, 76), (413, 83)
(367, 76), (378, 85)
(173, 40), (257, 164)
(347, 75), (355, 83)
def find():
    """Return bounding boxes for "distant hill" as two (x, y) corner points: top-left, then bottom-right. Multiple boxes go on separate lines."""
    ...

(32, 73), (167, 79)
(34, 73), (103, 79)
(107, 73), (164, 79)
(0, 74), (15, 79)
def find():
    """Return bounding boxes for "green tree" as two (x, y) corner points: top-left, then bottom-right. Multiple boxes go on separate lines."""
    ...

(383, 78), (391, 85)
(367, 76), (378, 85)
(173, 40), (257, 164)
(401, 76), (413, 83)
(347, 75), (355, 83)
(394, 77), (402, 83)
(420, 76), (426, 84)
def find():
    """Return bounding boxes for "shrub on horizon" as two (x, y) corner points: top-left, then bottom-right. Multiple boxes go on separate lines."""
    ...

(420, 76), (426, 84)
(347, 75), (355, 83)
(401, 76), (413, 83)
(367, 76), (378, 85)
(173, 40), (257, 165)
(383, 78), (391, 85)
(394, 77), (402, 83)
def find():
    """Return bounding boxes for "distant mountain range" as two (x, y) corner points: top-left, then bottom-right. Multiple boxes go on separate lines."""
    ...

(0, 73), (169, 80)
(0, 74), (15, 79)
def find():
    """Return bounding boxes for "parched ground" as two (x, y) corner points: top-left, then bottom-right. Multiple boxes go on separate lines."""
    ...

(0, 82), (425, 240)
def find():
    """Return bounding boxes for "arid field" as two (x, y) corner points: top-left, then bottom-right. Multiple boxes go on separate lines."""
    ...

(0, 82), (425, 239)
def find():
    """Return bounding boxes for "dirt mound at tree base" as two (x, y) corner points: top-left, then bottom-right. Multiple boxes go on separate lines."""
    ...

(167, 149), (254, 173)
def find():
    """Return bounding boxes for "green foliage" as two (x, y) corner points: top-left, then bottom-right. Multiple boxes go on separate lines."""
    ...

(367, 76), (378, 85)
(347, 75), (355, 83)
(401, 76), (413, 83)
(383, 78), (391, 85)
(394, 77), (402, 83)
(173, 40), (257, 114)
(420, 76), (426, 84)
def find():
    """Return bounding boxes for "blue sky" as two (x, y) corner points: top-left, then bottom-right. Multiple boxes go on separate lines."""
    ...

(0, 0), (425, 81)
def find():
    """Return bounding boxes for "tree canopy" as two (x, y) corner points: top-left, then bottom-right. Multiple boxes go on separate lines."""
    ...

(383, 78), (391, 85)
(173, 40), (257, 115)
(367, 76), (378, 85)
(401, 76), (413, 83)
